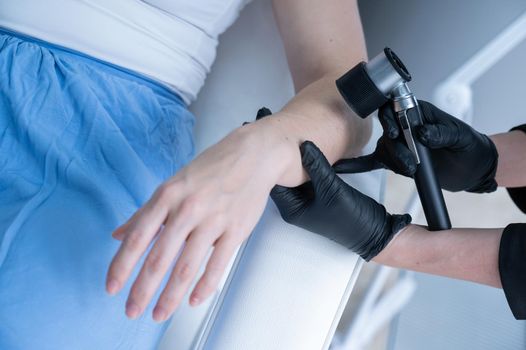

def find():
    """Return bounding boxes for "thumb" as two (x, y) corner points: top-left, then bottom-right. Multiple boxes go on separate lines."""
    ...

(417, 124), (458, 149)
(300, 141), (339, 196)
(333, 154), (383, 174)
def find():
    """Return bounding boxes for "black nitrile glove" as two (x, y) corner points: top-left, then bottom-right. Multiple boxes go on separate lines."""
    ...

(334, 101), (499, 193)
(270, 141), (411, 261)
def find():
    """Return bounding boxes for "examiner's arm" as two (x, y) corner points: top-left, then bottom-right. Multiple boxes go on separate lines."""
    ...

(491, 125), (526, 214)
(376, 222), (526, 320)
(374, 225), (503, 288)
(491, 126), (526, 188)
(106, 0), (370, 323)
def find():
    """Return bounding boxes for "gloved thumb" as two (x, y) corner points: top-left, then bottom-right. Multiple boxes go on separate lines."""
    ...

(333, 154), (383, 174)
(300, 141), (339, 196)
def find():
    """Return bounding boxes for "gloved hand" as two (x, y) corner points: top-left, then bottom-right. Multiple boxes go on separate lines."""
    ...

(270, 141), (411, 261)
(334, 101), (499, 193)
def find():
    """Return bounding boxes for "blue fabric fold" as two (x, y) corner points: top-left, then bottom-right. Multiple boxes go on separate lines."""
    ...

(0, 30), (195, 349)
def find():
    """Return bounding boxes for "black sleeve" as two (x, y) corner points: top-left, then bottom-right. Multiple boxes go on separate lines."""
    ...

(506, 124), (526, 213)
(499, 223), (526, 319)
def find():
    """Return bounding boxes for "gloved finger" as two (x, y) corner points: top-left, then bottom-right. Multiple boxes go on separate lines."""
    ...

(385, 139), (418, 177)
(378, 104), (400, 139)
(390, 213), (413, 235)
(417, 123), (458, 149)
(333, 154), (383, 174)
(270, 184), (300, 206)
(300, 141), (340, 196)
(417, 100), (439, 124)
(256, 107), (272, 120)
(270, 183), (313, 224)
(243, 107), (272, 126)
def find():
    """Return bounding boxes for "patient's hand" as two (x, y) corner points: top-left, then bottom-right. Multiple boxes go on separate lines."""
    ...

(106, 119), (298, 322)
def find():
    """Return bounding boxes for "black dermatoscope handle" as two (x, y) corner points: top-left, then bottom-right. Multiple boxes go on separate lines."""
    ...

(403, 106), (451, 230)
(336, 47), (451, 231)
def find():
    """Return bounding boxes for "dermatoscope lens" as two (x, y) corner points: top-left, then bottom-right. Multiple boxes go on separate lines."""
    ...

(384, 47), (412, 82)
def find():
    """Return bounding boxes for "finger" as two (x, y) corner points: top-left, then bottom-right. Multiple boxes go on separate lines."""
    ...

(112, 221), (131, 241)
(256, 107), (272, 120)
(189, 234), (239, 307)
(111, 203), (155, 241)
(417, 100), (439, 124)
(106, 195), (171, 296)
(333, 154), (383, 174)
(124, 213), (193, 320)
(270, 183), (309, 208)
(269, 184), (298, 212)
(300, 141), (339, 196)
(378, 104), (399, 138)
(124, 189), (212, 320)
(386, 139), (418, 177)
(152, 226), (220, 322)
(391, 213), (413, 234)
(417, 124), (458, 149)
(270, 183), (313, 224)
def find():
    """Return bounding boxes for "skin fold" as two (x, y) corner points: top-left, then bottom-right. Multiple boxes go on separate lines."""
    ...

(106, 0), (371, 322)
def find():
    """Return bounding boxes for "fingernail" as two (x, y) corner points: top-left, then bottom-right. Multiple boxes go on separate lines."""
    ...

(112, 228), (125, 239)
(153, 305), (167, 323)
(106, 279), (120, 295)
(126, 300), (141, 320)
(190, 295), (200, 307)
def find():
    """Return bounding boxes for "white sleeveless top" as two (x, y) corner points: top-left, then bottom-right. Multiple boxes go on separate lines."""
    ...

(0, 0), (249, 104)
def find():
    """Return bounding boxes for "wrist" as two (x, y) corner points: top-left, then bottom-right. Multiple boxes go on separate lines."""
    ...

(234, 117), (303, 187)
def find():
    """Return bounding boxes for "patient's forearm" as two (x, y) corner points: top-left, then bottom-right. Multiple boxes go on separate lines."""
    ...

(245, 0), (371, 187)
(374, 224), (503, 288)
(491, 130), (526, 188)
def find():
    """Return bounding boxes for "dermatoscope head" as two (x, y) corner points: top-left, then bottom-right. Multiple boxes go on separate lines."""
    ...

(336, 47), (412, 118)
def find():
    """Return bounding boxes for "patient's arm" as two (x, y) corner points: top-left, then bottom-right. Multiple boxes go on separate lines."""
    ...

(106, 0), (369, 323)
(261, 0), (371, 185)
(375, 225), (504, 288)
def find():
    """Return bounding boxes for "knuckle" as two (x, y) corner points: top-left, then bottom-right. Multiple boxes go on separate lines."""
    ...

(124, 232), (144, 251)
(180, 195), (203, 217)
(159, 293), (180, 311)
(175, 262), (193, 283)
(145, 252), (166, 274)
(156, 182), (177, 203)
(130, 286), (148, 304)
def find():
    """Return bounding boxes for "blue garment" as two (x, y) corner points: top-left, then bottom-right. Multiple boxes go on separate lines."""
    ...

(0, 29), (195, 349)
